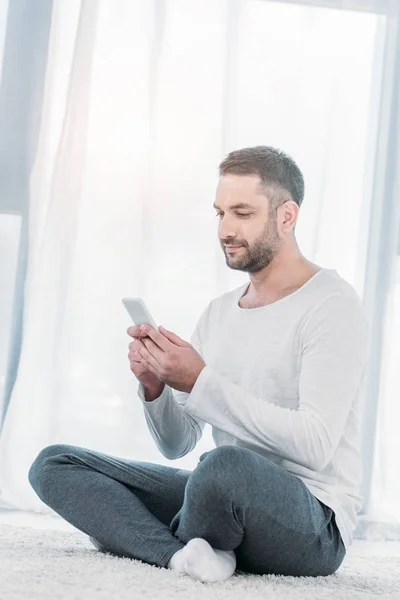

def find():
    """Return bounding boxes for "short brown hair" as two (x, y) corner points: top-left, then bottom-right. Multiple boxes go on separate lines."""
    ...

(219, 146), (305, 213)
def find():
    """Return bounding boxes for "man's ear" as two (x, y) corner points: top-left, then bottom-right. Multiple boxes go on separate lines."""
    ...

(280, 201), (298, 233)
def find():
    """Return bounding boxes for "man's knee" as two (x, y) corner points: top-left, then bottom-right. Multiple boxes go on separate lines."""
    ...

(192, 445), (270, 503)
(190, 446), (244, 497)
(198, 446), (250, 473)
(28, 444), (74, 496)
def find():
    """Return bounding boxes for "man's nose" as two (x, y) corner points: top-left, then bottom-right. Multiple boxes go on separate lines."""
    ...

(219, 223), (238, 240)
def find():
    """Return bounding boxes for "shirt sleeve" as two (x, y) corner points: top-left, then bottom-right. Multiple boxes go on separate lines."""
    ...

(138, 305), (209, 459)
(183, 293), (370, 472)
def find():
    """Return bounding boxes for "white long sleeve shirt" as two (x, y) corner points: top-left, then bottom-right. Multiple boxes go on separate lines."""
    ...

(137, 268), (370, 551)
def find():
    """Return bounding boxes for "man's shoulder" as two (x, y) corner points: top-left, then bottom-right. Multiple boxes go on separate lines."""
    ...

(201, 269), (367, 328)
(300, 272), (369, 341)
(311, 269), (362, 301)
(306, 270), (366, 316)
(207, 269), (362, 309)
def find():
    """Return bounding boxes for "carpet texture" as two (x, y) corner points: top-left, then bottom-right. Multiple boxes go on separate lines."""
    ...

(1, 524), (399, 600)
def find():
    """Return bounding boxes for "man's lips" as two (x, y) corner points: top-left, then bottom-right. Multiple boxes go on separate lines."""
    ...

(225, 245), (244, 252)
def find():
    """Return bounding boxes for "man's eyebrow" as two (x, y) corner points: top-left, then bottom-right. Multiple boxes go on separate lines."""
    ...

(213, 202), (255, 210)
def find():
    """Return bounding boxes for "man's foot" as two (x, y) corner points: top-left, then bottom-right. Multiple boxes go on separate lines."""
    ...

(169, 538), (236, 583)
(168, 548), (187, 573)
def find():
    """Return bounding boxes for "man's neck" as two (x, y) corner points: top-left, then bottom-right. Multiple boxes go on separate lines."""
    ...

(247, 256), (320, 298)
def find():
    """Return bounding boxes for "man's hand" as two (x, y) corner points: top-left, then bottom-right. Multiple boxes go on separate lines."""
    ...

(126, 324), (206, 393)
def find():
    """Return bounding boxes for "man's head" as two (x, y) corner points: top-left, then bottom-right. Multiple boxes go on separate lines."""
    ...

(215, 146), (304, 274)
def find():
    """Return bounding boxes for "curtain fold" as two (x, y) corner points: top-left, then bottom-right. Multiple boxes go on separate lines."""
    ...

(0, 0), (53, 431)
(355, 0), (400, 541)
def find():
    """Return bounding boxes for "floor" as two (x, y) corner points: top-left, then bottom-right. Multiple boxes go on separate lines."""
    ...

(1, 509), (400, 600)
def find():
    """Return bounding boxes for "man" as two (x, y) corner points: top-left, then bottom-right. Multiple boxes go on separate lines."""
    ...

(29, 146), (369, 583)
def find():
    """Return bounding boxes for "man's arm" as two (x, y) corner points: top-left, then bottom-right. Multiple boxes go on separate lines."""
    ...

(182, 293), (370, 472)
(138, 383), (207, 459)
(138, 305), (210, 459)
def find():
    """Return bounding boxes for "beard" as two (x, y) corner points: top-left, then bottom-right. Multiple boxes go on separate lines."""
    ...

(224, 215), (282, 274)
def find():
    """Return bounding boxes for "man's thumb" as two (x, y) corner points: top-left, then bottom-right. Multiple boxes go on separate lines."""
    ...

(159, 325), (188, 347)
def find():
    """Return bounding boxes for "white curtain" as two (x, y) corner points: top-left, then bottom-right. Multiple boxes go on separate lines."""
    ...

(0, 214), (21, 410)
(357, 270), (400, 541)
(0, 0), (398, 542)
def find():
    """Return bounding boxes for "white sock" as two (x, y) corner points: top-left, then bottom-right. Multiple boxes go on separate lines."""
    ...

(169, 538), (236, 583)
(168, 548), (187, 573)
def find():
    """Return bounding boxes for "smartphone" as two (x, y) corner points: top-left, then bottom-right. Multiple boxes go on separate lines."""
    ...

(122, 297), (159, 331)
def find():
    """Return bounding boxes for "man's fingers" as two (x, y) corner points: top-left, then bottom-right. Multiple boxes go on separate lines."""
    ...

(128, 339), (148, 353)
(127, 325), (148, 338)
(139, 344), (163, 375)
(127, 327), (170, 373)
(139, 325), (172, 351)
(138, 336), (165, 366)
(157, 326), (189, 347)
(129, 340), (145, 351)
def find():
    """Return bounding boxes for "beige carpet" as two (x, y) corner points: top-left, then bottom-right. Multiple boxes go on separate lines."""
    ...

(1, 523), (400, 600)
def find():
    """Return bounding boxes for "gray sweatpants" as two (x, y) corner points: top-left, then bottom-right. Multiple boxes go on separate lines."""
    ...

(28, 444), (346, 577)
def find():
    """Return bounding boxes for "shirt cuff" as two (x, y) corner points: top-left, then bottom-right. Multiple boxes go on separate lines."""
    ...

(137, 381), (169, 406)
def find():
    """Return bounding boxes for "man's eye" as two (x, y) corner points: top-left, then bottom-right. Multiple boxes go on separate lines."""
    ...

(215, 213), (251, 218)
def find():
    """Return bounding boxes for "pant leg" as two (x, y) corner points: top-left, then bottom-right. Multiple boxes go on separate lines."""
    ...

(28, 444), (191, 568)
(170, 445), (346, 577)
